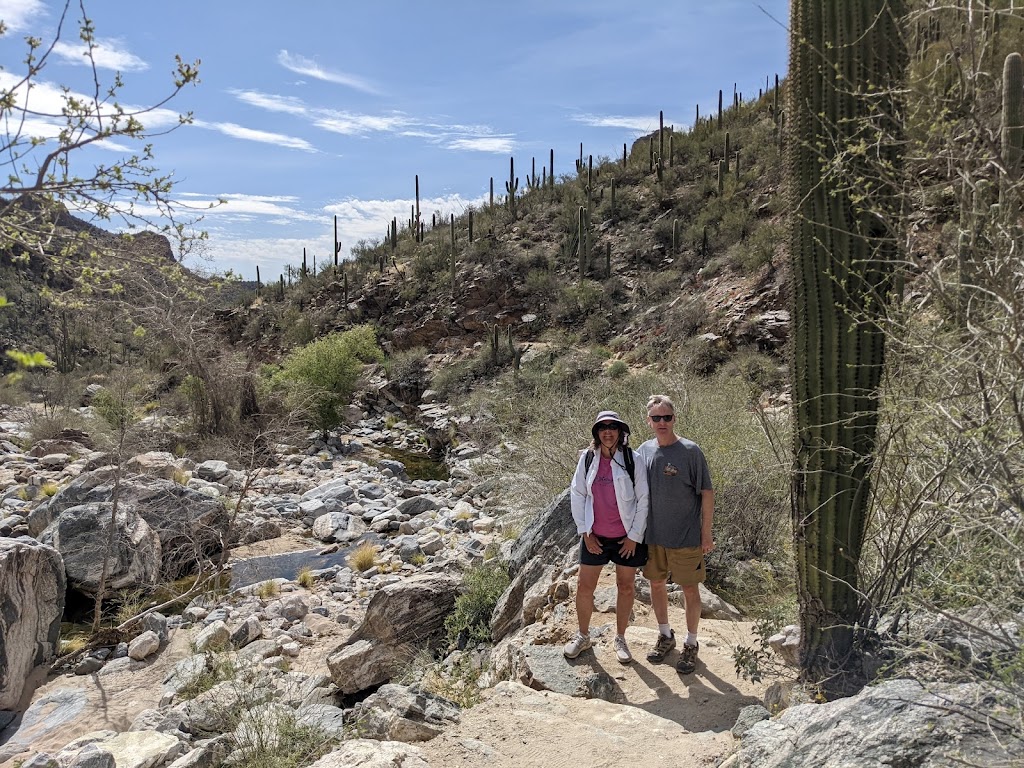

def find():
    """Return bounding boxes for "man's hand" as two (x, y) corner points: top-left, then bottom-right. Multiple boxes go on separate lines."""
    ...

(701, 531), (715, 554)
(582, 532), (603, 554)
(618, 537), (638, 558)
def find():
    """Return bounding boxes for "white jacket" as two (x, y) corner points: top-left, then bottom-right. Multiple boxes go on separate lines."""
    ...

(569, 447), (649, 542)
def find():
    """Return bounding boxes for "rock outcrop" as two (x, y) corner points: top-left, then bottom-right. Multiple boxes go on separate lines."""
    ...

(0, 538), (66, 710)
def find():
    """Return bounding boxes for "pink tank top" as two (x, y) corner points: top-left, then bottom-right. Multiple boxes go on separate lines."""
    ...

(591, 453), (627, 537)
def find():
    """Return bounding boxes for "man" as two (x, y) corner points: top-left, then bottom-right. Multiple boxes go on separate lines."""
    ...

(637, 394), (714, 674)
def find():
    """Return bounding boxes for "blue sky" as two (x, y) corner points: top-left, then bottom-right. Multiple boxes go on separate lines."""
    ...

(0, 0), (789, 281)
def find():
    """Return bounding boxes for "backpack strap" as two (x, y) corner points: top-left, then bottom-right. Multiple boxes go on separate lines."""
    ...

(584, 447), (635, 486)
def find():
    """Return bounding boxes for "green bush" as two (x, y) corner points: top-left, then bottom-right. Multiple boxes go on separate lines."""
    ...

(445, 561), (511, 647)
(270, 325), (383, 437)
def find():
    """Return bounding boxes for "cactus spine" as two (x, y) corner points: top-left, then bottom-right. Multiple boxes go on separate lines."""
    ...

(1000, 52), (1023, 216)
(787, 0), (907, 693)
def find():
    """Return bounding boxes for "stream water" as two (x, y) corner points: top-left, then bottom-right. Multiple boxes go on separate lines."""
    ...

(228, 533), (383, 589)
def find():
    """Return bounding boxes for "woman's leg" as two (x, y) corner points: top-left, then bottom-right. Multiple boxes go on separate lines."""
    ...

(575, 564), (603, 633)
(614, 565), (637, 636)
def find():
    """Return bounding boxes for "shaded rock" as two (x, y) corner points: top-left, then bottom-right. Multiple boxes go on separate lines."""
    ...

(40, 503), (161, 594)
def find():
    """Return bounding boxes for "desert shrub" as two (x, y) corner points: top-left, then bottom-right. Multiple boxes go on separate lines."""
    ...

(27, 408), (92, 445)
(552, 280), (609, 324)
(382, 346), (428, 386)
(606, 360), (629, 379)
(296, 567), (314, 589)
(270, 324), (383, 437)
(256, 580), (280, 600)
(445, 561), (511, 648)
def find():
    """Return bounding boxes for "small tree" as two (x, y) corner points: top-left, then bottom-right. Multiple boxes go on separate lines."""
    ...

(271, 324), (383, 438)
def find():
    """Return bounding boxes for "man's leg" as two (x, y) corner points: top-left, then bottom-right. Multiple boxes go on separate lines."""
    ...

(681, 583), (701, 637)
(649, 578), (670, 627)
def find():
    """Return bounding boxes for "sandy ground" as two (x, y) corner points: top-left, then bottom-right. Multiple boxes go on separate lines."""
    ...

(418, 569), (768, 768)
(1, 551), (766, 767)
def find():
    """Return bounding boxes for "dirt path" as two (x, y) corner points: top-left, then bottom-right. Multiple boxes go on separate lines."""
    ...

(419, 570), (767, 768)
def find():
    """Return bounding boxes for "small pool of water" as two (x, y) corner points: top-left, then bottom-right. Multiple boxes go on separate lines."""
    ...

(377, 446), (449, 481)
(229, 534), (381, 589)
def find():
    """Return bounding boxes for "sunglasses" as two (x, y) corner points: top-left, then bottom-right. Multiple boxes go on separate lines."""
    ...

(650, 414), (674, 422)
(596, 423), (620, 431)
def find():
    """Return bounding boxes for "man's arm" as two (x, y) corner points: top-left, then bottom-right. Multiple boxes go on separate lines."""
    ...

(701, 489), (715, 554)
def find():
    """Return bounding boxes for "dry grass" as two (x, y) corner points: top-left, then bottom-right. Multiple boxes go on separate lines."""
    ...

(348, 542), (378, 572)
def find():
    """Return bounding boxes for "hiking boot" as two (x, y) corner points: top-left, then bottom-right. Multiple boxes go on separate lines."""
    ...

(676, 642), (699, 674)
(563, 631), (592, 659)
(614, 635), (633, 664)
(646, 630), (676, 663)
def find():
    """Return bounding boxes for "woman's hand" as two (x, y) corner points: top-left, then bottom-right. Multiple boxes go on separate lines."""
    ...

(582, 532), (603, 554)
(618, 537), (638, 558)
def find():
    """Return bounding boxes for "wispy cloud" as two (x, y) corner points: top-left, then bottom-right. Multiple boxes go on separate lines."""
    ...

(53, 38), (148, 71)
(313, 112), (411, 136)
(200, 122), (317, 152)
(277, 50), (379, 95)
(231, 88), (514, 150)
(0, 0), (45, 32)
(446, 137), (515, 153)
(232, 89), (309, 116)
(573, 113), (659, 133)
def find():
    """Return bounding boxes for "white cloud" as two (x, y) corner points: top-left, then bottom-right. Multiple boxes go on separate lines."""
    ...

(446, 137), (515, 153)
(52, 38), (148, 71)
(312, 111), (410, 136)
(277, 50), (379, 95)
(203, 122), (317, 152)
(232, 89), (310, 116)
(573, 113), (659, 132)
(0, 0), (44, 32)
(231, 88), (513, 150)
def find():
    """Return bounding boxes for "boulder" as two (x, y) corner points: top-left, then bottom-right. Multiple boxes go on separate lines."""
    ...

(31, 468), (229, 576)
(356, 684), (461, 742)
(0, 538), (66, 710)
(327, 573), (459, 694)
(40, 502), (161, 594)
(305, 739), (428, 768)
(491, 490), (575, 642)
(736, 678), (1024, 767)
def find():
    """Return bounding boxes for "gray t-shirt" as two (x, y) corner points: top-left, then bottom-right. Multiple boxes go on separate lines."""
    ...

(638, 437), (713, 549)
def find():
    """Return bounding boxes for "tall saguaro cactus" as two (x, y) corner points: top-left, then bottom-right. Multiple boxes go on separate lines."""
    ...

(787, 0), (907, 694)
(1000, 52), (1023, 217)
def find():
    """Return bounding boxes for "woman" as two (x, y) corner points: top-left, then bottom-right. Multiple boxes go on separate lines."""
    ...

(564, 410), (650, 663)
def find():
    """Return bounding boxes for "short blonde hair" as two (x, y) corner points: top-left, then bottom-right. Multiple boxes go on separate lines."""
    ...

(646, 394), (675, 413)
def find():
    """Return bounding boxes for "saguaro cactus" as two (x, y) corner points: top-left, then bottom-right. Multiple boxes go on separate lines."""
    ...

(787, 0), (907, 695)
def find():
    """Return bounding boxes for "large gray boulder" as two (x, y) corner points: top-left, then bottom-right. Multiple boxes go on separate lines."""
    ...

(327, 573), (459, 694)
(0, 538), (66, 710)
(735, 678), (1024, 767)
(356, 684), (461, 742)
(30, 468), (229, 576)
(490, 490), (575, 641)
(40, 502), (161, 594)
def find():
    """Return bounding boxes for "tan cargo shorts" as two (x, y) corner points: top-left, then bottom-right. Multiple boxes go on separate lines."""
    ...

(643, 544), (706, 585)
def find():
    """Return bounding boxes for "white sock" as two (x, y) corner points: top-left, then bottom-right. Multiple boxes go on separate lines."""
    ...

(685, 631), (698, 646)
(659, 624), (672, 638)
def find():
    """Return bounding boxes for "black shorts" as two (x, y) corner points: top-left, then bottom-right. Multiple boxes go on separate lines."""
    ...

(579, 534), (649, 568)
